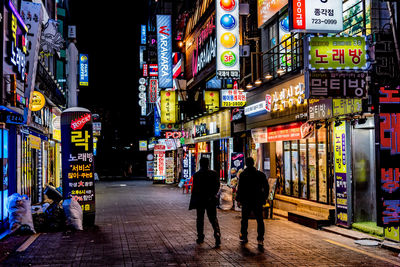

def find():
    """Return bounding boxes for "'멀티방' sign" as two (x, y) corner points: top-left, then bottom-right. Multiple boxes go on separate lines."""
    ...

(308, 36), (368, 70)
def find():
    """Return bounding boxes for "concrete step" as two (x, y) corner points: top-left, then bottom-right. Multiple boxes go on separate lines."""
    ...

(288, 211), (333, 229)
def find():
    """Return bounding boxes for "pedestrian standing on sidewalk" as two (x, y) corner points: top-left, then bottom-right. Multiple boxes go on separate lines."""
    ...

(189, 157), (221, 248)
(236, 157), (269, 250)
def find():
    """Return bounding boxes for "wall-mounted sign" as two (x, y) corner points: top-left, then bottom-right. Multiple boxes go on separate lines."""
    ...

(79, 54), (89, 86)
(332, 99), (362, 117)
(307, 71), (367, 98)
(290, 0), (343, 33)
(221, 89), (246, 107)
(267, 121), (313, 142)
(308, 36), (368, 70)
(30, 91), (46, 111)
(68, 25), (76, 39)
(216, 0), (240, 79)
(266, 83), (305, 112)
(231, 108), (244, 121)
(308, 98), (332, 121)
(8, 0), (28, 81)
(258, 0), (288, 28)
(141, 24), (147, 45)
(139, 140), (148, 151)
(143, 63), (148, 77)
(157, 15), (173, 88)
(204, 91), (220, 112)
(244, 101), (267, 116)
(149, 64), (158, 77)
(377, 85), (400, 227)
(149, 79), (158, 103)
(160, 90), (176, 124)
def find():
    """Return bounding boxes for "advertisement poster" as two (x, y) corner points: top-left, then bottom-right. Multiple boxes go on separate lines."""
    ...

(334, 122), (350, 227)
(61, 108), (95, 224)
(308, 36), (368, 70)
(230, 153), (244, 181)
(216, 0), (240, 79)
(156, 15), (173, 88)
(146, 161), (154, 179)
(376, 85), (400, 228)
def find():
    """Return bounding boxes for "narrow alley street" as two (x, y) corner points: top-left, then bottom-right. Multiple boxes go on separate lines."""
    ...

(1, 180), (399, 266)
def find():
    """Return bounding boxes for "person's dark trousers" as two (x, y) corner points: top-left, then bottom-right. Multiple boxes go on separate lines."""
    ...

(240, 204), (265, 241)
(196, 203), (221, 240)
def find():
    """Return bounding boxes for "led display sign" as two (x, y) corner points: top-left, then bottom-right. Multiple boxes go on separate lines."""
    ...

(141, 25), (147, 45)
(216, 0), (240, 79)
(79, 54), (89, 86)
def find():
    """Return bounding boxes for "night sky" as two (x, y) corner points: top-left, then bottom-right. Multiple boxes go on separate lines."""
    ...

(67, 1), (149, 174)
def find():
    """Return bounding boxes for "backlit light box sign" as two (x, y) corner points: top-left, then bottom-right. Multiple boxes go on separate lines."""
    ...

(221, 90), (246, 107)
(308, 36), (368, 70)
(157, 15), (173, 88)
(289, 0), (343, 33)
(216, 0), (240, 79)
(79, 54), (89, 86)
(141, 25), (147, 45)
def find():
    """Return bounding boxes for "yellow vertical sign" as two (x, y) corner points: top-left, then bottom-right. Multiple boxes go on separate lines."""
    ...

(334, 123), (346, 173)
(204, 91), (220, 113)
(160, 91), (176, 124)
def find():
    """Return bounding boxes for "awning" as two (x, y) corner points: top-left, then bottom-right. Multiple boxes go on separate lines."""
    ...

(0, 106), (25, 125)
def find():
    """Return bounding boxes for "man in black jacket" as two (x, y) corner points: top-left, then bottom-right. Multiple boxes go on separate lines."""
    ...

(236, 157), (269, 249)
(189, 157), (221, 247)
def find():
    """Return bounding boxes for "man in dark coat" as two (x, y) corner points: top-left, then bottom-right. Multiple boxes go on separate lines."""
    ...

(189, 157), (221, 247)
(236, 157), (269, 249)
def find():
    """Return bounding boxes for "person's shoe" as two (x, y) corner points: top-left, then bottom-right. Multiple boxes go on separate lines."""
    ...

(215, 236), (221, 248)
(196, 237), (204, 244)
(239, 234), (248, 244)
(257, 240), (264, 251)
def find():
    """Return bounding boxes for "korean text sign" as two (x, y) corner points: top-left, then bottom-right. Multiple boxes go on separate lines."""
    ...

(221, 90), (246, 107)
(290, 0), (343, 33)
(204, 91), (220, 112)
(79, 54), (89, 86)
(216, 0), (240, 79)
(334, 122), (350, 227)
(61, 108), (95, 220)
(377, 85), (400, 227)
(160, 91), (176, 124)
(156, 15), (173, 88)
(309, 36), (368, 70)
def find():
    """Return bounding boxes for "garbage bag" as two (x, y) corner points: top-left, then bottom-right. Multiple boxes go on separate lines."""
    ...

(44, 202), (66, 232)
(7, 193), (36, 234)
(62, 198), (83, 230)
(219, 185), (233, 210)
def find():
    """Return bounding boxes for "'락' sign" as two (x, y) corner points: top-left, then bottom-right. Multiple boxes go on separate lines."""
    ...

(30, 91), (46, 111)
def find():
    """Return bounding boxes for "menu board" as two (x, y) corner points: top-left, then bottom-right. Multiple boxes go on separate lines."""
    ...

(61, 108), (95, 224)
(165, 157), (175, 184)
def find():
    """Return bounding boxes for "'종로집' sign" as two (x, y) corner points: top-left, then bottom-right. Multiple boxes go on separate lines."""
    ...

(308, 36), (368, 70)
(307, 71), (367, 98)
(61, 107), (95, 225)
(376, 85), (400, 227)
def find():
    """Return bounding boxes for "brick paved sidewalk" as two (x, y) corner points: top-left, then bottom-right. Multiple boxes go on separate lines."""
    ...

(1, 180), (399, 266)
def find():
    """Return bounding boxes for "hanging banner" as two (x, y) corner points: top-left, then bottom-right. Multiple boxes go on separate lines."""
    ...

(334, 121), (351, 227)
(376, 85), (400, 228)
(216, 0), (240, 79)
(308, 36), (368, 70)
(289, 0), (343, 33)
(204, 91), (220, 112)
(21, 1), (43, 99)
(61, 107), (95, 225)
(156, 15), (173, 88)
(160, 91), (176, 124)
(79, 54), (89, 86)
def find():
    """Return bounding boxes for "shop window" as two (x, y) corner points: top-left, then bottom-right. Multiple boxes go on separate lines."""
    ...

(308, 134), (317, 201)
(283, 141), (291, 195)
(318, 127), (328, 203)
(291, 142), (299, 196)
(275, 141), (283, 194)
(299, 139), (307, 199)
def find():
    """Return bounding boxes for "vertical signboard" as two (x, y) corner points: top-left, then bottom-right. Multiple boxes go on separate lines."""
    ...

(61, 107), (95, 225)
(0, 129), (9, 228)
(289, 0), (343, 33)
(160, 91), (176, 124)
(149, 79), (158, 103)
(153, 144), (166, 181)
(334, 121), (351, 227)
(216, 0), (240, 79)
(377, 85), (400, 228)
(79, 54), (89, 86)
(21, 1), (43, 99)
(156, 15), (173, 88)
(204, 91), (220, 112)
(141, 24), (147, 45)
